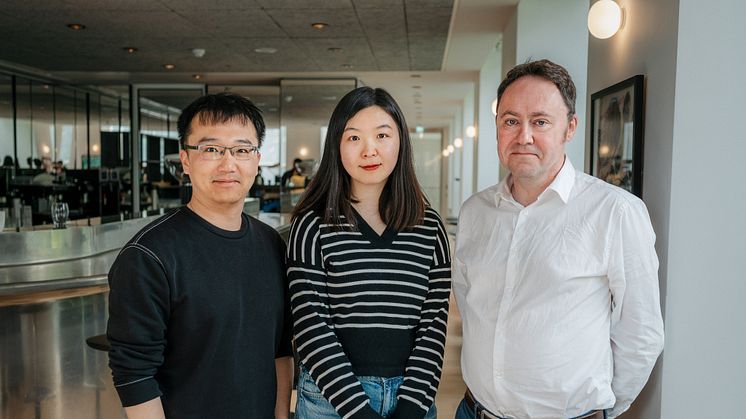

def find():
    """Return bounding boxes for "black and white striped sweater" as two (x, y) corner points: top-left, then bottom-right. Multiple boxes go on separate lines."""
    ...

(287, 207), (451, 419)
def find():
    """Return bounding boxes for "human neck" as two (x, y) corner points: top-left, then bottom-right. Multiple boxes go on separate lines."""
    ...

(510, 166), (563, 207)
(350, 183), (386, 233)
(187, 198), (244, 231)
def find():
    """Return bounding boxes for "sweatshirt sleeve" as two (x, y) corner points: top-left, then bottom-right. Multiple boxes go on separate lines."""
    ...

(275, 235), (294, 359)
(287, 212), (382, 419)
(390, 212), (452, 419)
(107, 243), (170, 407)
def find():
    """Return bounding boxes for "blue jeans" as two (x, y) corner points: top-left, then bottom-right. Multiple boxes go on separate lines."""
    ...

(295, 366), (437, 419)
(454, 397), (608, 419)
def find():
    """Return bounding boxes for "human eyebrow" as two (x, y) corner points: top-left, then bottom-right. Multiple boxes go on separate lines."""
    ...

(376, 124), (393, 130)
(529, 112), (552, 118)
(498, 111), (520, 119)
(343, 127), (360, 133)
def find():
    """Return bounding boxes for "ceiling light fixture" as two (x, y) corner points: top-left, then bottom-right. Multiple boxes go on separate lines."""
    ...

(67, 23), (85, 30)
(192, 74), (202, 80)
(311, 22), (328, 29)
(192, 48), (206, 58)
(254, 47), (277, 54)
(123, 47), (138, 54)
(163, 64), (175, 70)
(588, 0), (624, 39)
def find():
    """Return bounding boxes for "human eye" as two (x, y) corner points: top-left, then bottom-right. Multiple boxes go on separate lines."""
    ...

(503, 118), (518, 127)
(377, 132), (389, 139)
(348, 135), (360, 141)
(234, 146), (252, 156)
(201, 145), (221, 154)
(534, 119), (550, 128)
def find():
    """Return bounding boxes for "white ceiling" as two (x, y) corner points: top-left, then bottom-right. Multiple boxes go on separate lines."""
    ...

(0, 0), (517, 131)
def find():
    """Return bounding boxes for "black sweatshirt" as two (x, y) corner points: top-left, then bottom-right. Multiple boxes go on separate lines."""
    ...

(107, 206), (292, 419)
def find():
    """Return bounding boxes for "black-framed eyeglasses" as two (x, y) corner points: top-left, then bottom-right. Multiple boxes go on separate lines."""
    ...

(184, 144), (260, 161)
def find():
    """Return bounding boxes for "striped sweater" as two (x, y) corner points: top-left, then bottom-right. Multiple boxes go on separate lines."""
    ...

(287, 207), (451, 419)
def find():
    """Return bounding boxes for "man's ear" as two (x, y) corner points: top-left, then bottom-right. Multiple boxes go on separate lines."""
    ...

(565, 114), (578, 142)
(180, 149), (191, 175)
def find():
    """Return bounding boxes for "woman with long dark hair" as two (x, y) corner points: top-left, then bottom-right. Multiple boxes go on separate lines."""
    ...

(287, 87), (451, 419)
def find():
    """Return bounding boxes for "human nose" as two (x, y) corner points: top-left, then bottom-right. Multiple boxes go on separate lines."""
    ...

(517, 123), (533, 145)
(361, 137), (378, 157)
(216, 149), (238, 169)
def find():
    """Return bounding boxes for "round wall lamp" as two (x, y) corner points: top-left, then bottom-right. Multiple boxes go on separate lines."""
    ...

(442, 149), (450, 157)
(447, 145), (455, 153)
(465, 125), (476, 138)
(454, 138), (463, 148)
(491, 98), (498, 116)
(588, 0), (624, 39)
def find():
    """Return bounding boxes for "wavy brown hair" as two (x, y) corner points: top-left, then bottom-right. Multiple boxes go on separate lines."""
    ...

(292, 87), (427, 231)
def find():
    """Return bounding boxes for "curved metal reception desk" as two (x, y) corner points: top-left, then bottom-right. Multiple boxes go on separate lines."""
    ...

(0, 212), (291, 419)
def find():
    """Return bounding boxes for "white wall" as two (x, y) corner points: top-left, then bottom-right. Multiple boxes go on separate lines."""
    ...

(661, 0), (746, 417)
(588, 0), (746, 417)
(515, 0), (589, 168)
(411, 132), (442, 212)
(477, 45), (502, 191)
(460, 87), (475, 205)
(587, 0), (680, 415)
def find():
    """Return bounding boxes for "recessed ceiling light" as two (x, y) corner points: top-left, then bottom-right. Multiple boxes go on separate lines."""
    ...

(163, 64), (175, 70)
(254, 47), (278, 54)
(67, 23), (85, 30)
(192, 74), (202, 80)
(123, 47), (138, 54)
(327, 47), (342, 53)
(311, 22), (329, 29)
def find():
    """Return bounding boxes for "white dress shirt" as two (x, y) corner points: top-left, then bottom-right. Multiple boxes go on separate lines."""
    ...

(453, 158), (664, 419)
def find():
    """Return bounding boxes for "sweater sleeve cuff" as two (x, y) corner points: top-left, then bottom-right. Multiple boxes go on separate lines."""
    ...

(114, 376), (162, 407)
(390, 398), (428, 419)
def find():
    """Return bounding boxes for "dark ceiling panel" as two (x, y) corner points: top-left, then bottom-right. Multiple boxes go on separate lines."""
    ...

(0, 0), (453, 74)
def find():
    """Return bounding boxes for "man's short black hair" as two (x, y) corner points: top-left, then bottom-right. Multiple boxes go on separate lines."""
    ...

(177, 93), (266, 148)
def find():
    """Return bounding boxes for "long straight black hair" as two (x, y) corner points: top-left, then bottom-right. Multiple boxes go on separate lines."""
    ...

(292, 87), (427, 231)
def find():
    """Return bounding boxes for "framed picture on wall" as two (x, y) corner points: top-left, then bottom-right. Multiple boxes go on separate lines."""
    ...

(589, 75), (645, 197)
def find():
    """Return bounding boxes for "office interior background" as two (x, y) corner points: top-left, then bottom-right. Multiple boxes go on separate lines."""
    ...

(0, 0), (744, 418)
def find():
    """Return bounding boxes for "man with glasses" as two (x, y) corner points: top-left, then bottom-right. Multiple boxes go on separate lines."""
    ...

(107, 93), (293, 419)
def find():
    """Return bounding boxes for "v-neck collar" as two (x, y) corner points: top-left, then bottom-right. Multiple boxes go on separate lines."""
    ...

(350, 207), (398, 248)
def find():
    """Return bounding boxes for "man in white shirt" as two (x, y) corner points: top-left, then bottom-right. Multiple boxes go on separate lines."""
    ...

(452, 59), (664, 419)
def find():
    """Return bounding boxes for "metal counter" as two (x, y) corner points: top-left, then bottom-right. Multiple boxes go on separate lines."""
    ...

(0, 211), (292, 419)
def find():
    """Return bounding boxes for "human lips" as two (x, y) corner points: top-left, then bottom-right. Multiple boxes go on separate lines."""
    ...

(212, 178), (241, 185)
(360, 163), (382, 171)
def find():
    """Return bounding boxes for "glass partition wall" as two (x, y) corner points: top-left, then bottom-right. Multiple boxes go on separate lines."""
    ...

(0, 76), (359, 229)
(0, 73), (131, 229)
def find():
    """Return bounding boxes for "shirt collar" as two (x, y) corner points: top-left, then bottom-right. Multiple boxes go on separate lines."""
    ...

(493, 156), (576, 207)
